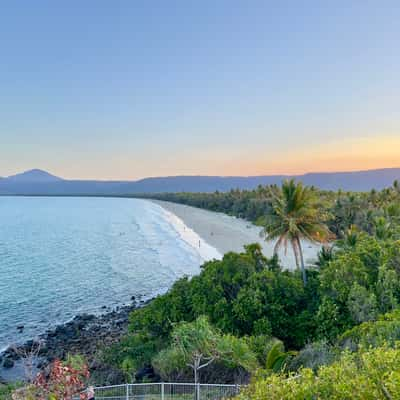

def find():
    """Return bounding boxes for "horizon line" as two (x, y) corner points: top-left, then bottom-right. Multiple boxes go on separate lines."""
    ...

(2, 166), (400, 182)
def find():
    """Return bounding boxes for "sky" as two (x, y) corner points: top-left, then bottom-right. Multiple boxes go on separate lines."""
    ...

(1, 1), (399, 180)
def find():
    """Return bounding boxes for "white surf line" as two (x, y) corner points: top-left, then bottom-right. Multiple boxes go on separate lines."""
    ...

(156, 204), (222, 262)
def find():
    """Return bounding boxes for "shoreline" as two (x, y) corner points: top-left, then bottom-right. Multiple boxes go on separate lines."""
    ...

(155, 201), (223, 262)
(151, 200), (320, 268)
(0, 198), (320, 384)
(150, 199), (263, 256)
(0, 298), (152, 384)
(0, 199), (224, 384)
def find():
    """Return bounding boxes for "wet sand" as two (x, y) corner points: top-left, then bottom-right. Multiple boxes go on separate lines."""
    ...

(151, 200), (320, 269)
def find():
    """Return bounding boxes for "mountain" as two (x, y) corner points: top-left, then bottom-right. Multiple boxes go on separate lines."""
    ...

(6, 169), (64, 182)
(299, 169), (400, 191)
(0, 168), (399, 195)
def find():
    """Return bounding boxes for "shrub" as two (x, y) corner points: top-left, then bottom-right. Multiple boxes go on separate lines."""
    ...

(238, 344), (400, 400)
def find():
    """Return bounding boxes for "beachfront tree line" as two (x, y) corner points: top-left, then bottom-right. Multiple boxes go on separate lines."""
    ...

(100, 180), (400, 395)
(138, 179), (400, 239)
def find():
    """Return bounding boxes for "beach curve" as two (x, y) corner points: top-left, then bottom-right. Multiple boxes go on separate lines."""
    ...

(150, 199), (320, 270)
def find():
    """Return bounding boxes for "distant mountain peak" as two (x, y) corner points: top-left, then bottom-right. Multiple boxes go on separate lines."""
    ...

(0, 167), (399, 194)
(6, 169), (63, 182)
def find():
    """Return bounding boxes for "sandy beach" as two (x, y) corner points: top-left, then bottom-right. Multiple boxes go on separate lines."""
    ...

(151, 200), (320, 270)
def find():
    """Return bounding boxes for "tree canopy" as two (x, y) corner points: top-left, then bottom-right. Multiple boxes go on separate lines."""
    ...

(152, 316), (256, 383)
(102, 181), (400, 395)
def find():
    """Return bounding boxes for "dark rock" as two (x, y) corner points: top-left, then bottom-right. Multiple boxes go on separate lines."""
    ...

(3, 358), (14, 369)
(114, 318), (127, 326)
(76, 313), (96, 322)
(0, 300), (147, 384)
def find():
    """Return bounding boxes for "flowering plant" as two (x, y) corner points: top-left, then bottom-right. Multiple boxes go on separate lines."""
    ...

(12, 356), (90, 400)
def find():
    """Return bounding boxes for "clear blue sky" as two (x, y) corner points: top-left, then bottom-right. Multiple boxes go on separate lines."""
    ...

(1, 1), (399, 179)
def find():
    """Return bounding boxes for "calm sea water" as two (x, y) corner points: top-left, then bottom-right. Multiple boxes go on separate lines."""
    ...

(0, 196), (219, 350)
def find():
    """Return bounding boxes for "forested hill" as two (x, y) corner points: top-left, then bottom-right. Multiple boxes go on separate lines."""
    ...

(1, 168), (400, 195)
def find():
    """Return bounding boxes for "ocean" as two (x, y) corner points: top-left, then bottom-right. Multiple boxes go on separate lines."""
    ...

(0, 196), (221, 351)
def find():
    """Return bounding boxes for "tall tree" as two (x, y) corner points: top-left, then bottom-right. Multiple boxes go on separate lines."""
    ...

(262, 179), (333, 285)
(152, 316), (256, 385)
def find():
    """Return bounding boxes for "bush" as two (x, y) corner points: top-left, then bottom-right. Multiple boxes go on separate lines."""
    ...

(340, 310), (400, 350)
(238, 344), (400, 400)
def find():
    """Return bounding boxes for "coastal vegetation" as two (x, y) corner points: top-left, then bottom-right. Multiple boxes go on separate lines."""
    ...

(0, 383), (21, 400)
(113, 180), (400, 397)
(137, 180), (400, 241)
(106, 230), (400, 382)
(238, 343), (400, 399)
(260, 179), (333, 285)
(7, 179), (400, 398)
(7, 356), (89, 400)
(152, 316), (257, 384)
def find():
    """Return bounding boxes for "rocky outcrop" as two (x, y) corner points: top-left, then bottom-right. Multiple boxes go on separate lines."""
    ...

(0, 298), (153, 384)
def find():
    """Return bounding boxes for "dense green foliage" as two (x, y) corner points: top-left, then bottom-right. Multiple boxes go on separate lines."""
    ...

(106, 181), (400, 393)
(239, 344), (400, 400)
(340, 309), (400, 349)
(153, 316), (257, 383)
(107, 244), (308, 382)
(0, 382), (22, 400)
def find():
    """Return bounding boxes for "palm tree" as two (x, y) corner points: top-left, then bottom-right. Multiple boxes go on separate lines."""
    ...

(394, 180), (400, 194)
(262, 179), (333, 285)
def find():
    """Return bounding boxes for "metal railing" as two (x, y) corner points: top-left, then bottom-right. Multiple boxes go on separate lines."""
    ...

(75, 383), (240, 400)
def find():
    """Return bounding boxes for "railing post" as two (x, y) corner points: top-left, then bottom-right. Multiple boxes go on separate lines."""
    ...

(161, 382), (165, 400)
(126, 383), (129, 400)
(196, 383), (200, 400)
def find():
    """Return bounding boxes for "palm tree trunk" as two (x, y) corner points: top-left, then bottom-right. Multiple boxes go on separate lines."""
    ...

(273, 236), (285, 256)
(296, 237), (307, 286)
(291, 239), (300, 270)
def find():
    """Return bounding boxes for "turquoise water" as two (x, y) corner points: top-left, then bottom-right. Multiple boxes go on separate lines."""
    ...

(0, 197), (213, 350)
